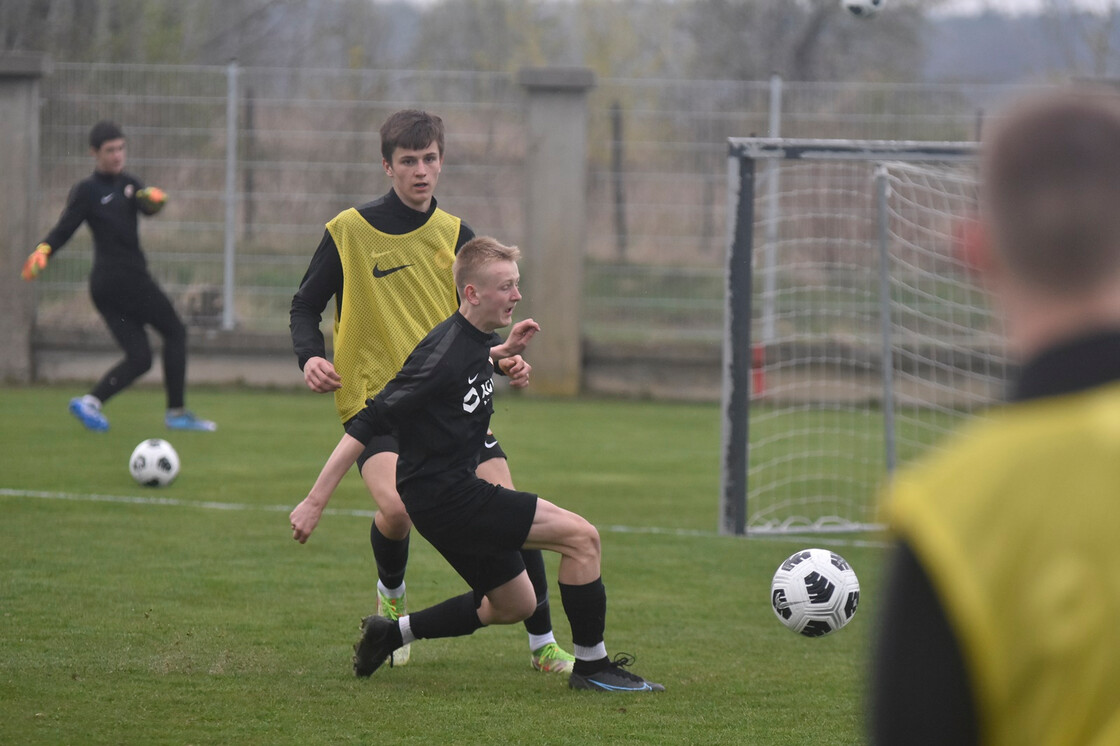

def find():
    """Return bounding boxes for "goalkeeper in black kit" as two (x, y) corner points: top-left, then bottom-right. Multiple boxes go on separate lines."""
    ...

(21, 120), (215, 433)
(290, 236), (663, 693)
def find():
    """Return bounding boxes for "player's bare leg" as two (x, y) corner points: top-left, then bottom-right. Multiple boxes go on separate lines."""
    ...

(524, 500), (663, 692)
(477, 454), (574, 674)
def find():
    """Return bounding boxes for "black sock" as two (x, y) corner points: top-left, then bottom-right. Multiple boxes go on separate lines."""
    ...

(559, 577), (608, 675)
(385, 621), (404, 650)
(520, 549), (552, 636)
(573, 656), (611, 676)
(409, 592), (485, 640)
(370, 521), (409, 590)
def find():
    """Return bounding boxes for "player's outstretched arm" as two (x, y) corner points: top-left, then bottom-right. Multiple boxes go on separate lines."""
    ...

(491, 318), (540, 361)
(290, 434), (364, 543)
(302, 356), (342, 393)
(20, 243), (52, 281)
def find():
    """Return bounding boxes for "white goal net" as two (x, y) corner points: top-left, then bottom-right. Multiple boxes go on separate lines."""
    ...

(721, 139), (1007, 535)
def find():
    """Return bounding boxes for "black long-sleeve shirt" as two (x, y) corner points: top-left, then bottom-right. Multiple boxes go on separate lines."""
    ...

(289, 190), (475, 371)
(346, 312), (496, 513)
(42, 170), (155, 276)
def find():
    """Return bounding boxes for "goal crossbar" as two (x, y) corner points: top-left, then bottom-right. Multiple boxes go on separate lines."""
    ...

(728, 137), (978, 162)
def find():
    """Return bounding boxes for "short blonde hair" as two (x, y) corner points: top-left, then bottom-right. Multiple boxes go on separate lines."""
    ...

(453, 236), (521, 293)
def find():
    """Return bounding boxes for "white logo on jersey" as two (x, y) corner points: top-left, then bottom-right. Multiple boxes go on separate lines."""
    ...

(462, 375), (493, 414)
(463, 387), (480, 413)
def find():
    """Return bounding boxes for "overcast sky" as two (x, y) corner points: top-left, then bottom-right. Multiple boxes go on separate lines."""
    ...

(935, 0), (1119, 13)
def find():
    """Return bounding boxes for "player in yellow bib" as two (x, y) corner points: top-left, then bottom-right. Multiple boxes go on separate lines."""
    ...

(872, 88), (1120, 745)
(289, 110), (574, 675)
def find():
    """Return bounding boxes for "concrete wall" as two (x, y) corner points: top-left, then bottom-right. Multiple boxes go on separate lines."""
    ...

(30, 327), (723, 401)
(32, 328), (305, 389)
(0, 54), (48, 383)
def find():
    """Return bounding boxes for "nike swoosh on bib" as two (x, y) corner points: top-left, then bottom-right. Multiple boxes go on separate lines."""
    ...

(372, 263), (412, 278)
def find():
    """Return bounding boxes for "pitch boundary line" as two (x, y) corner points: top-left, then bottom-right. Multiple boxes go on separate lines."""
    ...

(0, 487), (888, 547)
(0, 487), (359, 517)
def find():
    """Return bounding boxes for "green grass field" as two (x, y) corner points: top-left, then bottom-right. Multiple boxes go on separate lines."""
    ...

(1, 385), (885, 745)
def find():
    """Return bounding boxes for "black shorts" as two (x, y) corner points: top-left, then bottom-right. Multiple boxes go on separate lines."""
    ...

(407, 479), (538, 594)
(355, 433), (399, 473)
(350, 427), (508, 473)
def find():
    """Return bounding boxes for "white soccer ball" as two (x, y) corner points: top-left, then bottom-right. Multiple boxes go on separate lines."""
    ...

(841, 0), (884, 19)
(129, 438), (180, 487)
(771, 548), (860, 637)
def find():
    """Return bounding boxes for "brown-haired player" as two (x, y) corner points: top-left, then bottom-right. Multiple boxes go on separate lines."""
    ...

(21, 120), (215, 433)
(872, 87), (1120, 744)
(289, 110), (573, 674)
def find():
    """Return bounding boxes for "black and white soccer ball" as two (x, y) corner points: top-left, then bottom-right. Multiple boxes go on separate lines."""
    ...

(129, 438), (180, 487)
(842, 0), (884, 19)
(771, 548), (860, 637)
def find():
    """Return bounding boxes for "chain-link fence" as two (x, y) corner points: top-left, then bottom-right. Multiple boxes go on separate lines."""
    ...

(34, 64), (1030, 345)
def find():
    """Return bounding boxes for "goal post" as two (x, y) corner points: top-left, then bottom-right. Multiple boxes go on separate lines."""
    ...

(721, 138), (1003, 536)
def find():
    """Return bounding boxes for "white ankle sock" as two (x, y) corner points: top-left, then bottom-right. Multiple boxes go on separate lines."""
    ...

(378, 581), (405, 599)
(529, 633), (556, 652)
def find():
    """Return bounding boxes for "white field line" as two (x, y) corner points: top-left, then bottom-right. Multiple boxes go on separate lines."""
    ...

(0, 487), (889, 548)
(0, 487), (366, 518)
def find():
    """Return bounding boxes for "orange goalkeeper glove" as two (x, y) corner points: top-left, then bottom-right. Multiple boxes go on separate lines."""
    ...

(136, 186), (166, 213)
(21, 243), (52, 281)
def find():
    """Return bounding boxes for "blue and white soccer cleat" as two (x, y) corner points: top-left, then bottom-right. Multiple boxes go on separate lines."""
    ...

(165, 411), (217, 432)
(68, 397), (109, 432)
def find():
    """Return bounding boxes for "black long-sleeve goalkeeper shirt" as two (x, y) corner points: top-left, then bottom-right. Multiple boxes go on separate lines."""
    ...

(42, 170), (156, 276)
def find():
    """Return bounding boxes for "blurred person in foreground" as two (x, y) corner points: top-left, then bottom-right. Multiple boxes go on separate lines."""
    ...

(293, 236), (663, 692)
(21, 120), (215, 433)
(871, 87), (1120, 745)
(288, 110), (573, 674)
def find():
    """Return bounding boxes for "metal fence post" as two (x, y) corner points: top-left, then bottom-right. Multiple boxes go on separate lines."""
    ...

(761, 72), (782, 344)
(222, 60), (238, 331)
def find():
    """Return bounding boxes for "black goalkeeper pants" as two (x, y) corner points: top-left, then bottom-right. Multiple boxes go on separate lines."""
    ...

(89, 268), (187, 409)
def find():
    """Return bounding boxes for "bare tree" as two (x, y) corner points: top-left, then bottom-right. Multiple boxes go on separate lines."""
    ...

(1036, 0), (1120, 79)
(683, 0), (930, 83)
